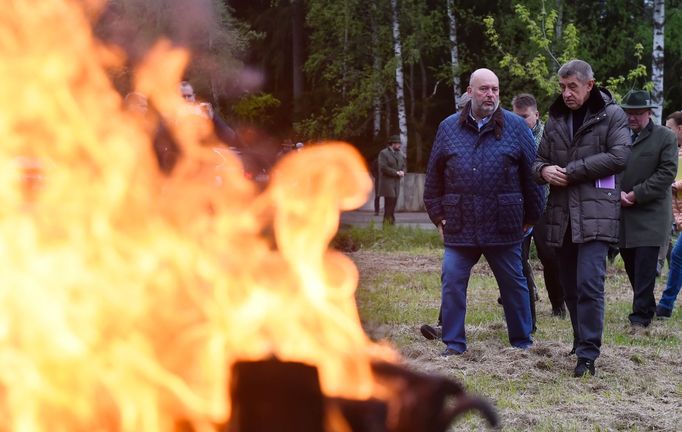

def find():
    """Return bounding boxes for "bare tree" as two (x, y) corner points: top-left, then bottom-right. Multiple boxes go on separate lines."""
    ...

(371, 0), (382, 139)
(390, 0), (408, 159)
(446, 0), (461, 107)
(651, 0), (664, 124)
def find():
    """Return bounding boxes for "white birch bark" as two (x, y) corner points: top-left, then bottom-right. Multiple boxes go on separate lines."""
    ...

(651, 0), (665, 124)
(555, 0), (563, 41)
(390, 0), (408, 159)
(446, 0), (461, 107)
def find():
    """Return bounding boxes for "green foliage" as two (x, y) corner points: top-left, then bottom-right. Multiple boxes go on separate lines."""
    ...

(483, 1), (579, 100)
(604, 43), (652, 101)
(232, 92), (281, 126)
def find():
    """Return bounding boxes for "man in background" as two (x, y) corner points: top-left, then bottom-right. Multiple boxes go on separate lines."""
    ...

(512, 93), (567, 320)
(618, 90), (677, 328)
(378, 135), (406, 225)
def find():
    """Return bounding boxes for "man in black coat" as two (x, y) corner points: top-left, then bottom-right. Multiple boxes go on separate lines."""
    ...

(533, 60), (630, 377)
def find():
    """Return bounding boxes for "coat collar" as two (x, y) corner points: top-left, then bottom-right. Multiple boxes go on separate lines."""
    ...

(632, 119), (654, 145)
(458, 101), (505, 139)
(548, 85), (611, 118)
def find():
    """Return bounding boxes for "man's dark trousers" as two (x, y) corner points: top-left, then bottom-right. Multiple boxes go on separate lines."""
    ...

(620, 246), (660, 326)
(383, 196), (397, 224)
(556, 228), (610, 361)
(521, 232), (537, 331)
(533, 216), (565, 310)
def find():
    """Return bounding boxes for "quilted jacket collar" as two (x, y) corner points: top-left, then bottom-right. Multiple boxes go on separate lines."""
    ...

(458, 101), (505, 140)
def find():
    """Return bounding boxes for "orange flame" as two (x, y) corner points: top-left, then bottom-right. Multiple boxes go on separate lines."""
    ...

(0, 0), (397, 430)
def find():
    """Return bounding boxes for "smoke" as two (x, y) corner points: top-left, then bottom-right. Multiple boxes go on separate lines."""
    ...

(94, 0), (261, 99)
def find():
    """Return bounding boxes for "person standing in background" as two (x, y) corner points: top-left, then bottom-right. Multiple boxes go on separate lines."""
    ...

(378, 135), (406, 225)
(617, 90), (677, 328)
(656, 111), (682, 318)
(512, 93), (567, 319)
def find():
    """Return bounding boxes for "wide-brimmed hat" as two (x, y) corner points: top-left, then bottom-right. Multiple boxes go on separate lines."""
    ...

(620, 90), (656, 110)
(387, 135), (401, 144)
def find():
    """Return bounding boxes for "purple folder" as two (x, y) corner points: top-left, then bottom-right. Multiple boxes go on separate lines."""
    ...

(595, 175), (615, 189)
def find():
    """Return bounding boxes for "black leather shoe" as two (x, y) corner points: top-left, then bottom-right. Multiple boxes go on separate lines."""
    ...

(573, 357), (595, 377)
(420, 324), (442, 340)
(440, 348), (464, 357)
(656, 305), (672, 319)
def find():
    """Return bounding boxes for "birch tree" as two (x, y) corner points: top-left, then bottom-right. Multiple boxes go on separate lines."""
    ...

(651, 0), (664, 124)
(390, 0), (408, 158)
(371, 0), (382, 139)
(446, 0), (461, 107)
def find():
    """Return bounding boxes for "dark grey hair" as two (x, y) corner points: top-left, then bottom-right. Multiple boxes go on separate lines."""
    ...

(558, 59), (594, 83)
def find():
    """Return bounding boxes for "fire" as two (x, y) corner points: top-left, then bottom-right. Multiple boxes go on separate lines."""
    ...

(0, 0), (397, 431)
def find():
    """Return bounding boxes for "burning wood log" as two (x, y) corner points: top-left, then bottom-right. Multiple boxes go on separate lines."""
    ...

(225, 358), (498, 432)
(371, 361), (499, 431)
(227, 358), (326, 432)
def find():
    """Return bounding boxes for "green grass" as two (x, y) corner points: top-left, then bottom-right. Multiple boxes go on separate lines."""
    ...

(333, 224), (442, 252)
(348, 230), (682, 431)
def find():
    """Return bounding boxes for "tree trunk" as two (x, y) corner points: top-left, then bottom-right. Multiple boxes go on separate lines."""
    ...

(291, 0), (304, 120)
(371, 0), (381, 139)
(390, 0), (408, 162)
(446, 0), (461, 107)
(651, 0), (664, 124)
(554, 0), (563, 42)
(342, 1), (350, 99)
(384, 95), (392, 139)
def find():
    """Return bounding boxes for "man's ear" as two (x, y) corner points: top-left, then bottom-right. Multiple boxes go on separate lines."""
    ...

(586, 79), (595, 91)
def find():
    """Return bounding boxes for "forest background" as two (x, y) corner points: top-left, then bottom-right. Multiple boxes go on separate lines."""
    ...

(97, 0), (682, 171)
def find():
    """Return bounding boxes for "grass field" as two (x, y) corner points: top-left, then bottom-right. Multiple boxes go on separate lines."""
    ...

(337, 225), (682, 431)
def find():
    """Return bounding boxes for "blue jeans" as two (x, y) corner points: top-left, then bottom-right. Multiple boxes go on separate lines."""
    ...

(659, 237), (682, 312)
(441, 244), (533, 353)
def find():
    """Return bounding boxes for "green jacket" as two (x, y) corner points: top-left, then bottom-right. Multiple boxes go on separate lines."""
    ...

(619, 120), (678, 248)
(378, 146), (406, 198)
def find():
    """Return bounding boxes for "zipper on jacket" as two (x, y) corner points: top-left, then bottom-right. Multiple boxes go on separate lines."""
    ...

(573, 112), (607, 142)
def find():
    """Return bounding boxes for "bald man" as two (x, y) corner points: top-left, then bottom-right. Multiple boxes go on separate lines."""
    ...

(424, 68), (545, 356)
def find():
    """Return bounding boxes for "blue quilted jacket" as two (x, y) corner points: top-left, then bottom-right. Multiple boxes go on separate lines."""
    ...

(424, 104), (545, 247)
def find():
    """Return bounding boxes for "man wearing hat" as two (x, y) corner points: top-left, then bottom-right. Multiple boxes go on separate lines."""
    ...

(378, 135), (406, 224)
(534, 59), (631, 377)
(618, 89), (677, 328)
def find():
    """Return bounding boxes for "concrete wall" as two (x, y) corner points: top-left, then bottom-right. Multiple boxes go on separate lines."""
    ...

(359, 173), (425, 212)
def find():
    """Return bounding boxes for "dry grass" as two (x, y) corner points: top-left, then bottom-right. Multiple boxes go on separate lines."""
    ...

(350, 250), (682, 431)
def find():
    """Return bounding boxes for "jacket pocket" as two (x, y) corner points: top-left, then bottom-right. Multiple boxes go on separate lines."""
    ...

(442, 194), (462, 233)
(497, 192), (523, 234)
